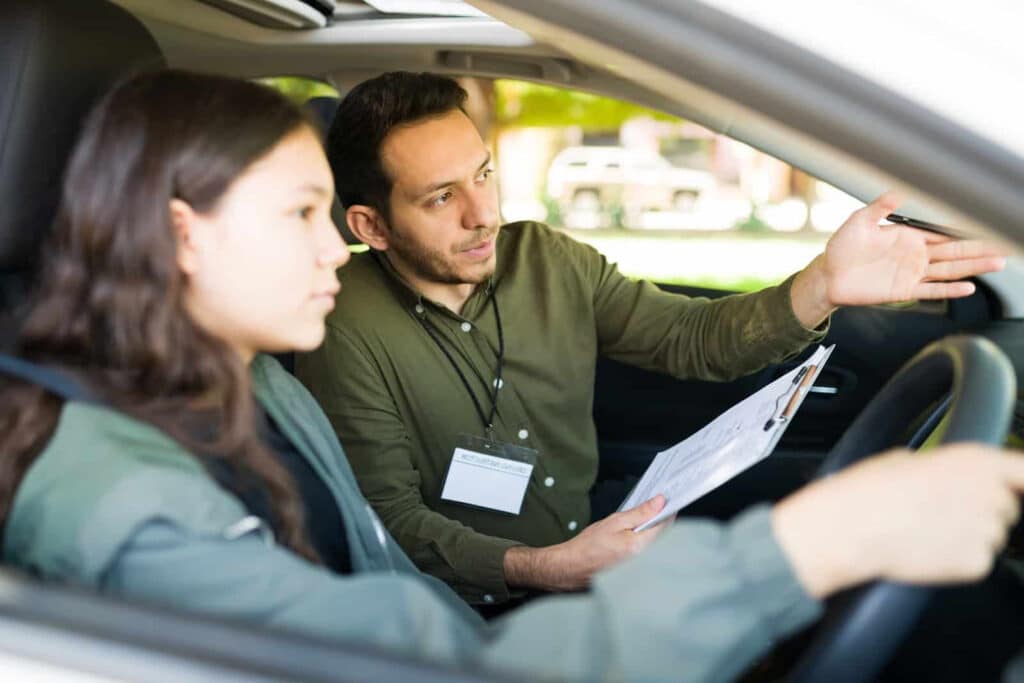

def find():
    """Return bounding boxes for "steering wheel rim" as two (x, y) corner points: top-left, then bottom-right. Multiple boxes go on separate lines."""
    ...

(787, 334), (1016, 683)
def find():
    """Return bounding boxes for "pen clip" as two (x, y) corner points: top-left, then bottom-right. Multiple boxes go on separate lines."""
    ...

(763, 365), (815, 431)
(763, 386), (790, 431)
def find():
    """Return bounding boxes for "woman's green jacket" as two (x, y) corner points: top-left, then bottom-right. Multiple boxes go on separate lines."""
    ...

(4, 354), (820, 682)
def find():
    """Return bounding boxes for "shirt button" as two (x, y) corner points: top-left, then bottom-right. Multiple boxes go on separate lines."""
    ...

(543, 476), (555, 487)
(568, 520), (578, 532)
(460, 322), (472, 332)
(414, 304), (424, 315)
(483, 594), (495, 604)
(493, 378), (504, 389)
(517, 428), (529, 440)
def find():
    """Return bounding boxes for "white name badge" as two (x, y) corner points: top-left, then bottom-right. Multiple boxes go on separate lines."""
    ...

(440, 447), (535, 515)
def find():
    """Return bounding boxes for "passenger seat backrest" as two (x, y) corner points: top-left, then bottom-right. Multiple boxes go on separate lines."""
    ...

(305, 95), (340, 133)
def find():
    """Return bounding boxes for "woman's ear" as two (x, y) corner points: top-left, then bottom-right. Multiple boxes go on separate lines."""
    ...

(169, 198), (201, 276)
(346, 205), (390, 251)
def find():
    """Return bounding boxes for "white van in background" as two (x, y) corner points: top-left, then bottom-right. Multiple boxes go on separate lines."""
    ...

(546, 146), (714, 228)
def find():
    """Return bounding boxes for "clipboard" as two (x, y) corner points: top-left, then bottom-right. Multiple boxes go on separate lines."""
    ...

(621, 344), (836, 531)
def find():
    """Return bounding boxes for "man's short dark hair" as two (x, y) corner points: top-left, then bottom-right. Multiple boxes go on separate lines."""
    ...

(326, 71), (468, 221)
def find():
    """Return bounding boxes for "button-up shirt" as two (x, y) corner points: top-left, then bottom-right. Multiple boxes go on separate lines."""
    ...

(296, 221), (825, 603)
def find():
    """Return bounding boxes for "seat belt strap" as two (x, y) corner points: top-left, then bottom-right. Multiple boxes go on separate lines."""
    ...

(0, 354), (99, 404)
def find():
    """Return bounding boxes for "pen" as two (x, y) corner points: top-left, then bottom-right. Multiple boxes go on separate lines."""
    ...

(886, 213), (955, 236)
(780, 364), (818, 421)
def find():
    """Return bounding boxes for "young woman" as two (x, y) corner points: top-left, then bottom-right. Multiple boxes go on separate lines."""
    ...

(0, 70), (1020, 683)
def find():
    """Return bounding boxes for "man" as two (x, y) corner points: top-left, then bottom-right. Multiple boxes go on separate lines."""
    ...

(296, 71), (1007, 605)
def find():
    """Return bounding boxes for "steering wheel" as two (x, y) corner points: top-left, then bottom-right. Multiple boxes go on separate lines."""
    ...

(787, 334), (1016, 683)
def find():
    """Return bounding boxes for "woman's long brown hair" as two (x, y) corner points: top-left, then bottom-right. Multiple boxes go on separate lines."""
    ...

(0, 70), (321, 562)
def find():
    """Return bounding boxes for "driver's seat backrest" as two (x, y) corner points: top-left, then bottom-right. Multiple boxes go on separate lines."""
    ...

(0, 0), (166, 349)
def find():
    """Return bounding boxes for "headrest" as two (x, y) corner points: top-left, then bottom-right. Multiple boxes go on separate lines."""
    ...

(0, 0), (165, 275)
(305, 95), (340, 133)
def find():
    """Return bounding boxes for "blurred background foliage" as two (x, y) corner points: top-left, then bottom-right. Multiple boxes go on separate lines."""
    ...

(494, 80), (679, 129)
(259, 76), (339, 103)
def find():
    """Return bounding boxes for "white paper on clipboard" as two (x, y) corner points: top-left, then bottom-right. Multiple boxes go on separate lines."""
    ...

(622, 345), (835, 531)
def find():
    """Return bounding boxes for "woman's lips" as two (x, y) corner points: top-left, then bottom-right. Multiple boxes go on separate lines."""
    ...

(311, 284), (340, 309)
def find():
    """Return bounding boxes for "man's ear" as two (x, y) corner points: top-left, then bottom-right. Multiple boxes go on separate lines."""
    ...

(346, 205), (391, 251)
(169, 198), (202, 276)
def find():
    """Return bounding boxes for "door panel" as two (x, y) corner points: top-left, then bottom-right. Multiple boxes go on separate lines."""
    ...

(592, 281), (1000, 519)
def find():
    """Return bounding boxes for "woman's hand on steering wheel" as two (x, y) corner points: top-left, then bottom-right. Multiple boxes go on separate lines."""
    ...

(772, 443), (1024, 599)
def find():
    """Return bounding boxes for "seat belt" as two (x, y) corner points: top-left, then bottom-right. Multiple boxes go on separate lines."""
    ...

(0, 354), (99, 404)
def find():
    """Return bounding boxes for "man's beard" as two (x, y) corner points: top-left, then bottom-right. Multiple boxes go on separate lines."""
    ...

(388, 224), (498, 286)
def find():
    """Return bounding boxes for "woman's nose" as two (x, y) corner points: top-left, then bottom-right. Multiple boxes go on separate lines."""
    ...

(319, 219), (350, 268)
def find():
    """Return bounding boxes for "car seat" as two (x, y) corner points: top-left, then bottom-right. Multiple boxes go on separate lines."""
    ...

(0, 0), (166, 350)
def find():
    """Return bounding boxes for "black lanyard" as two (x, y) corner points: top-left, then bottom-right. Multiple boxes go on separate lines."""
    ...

(414, 288), (504, 437)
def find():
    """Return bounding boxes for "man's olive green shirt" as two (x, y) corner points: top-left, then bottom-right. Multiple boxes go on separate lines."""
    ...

(297, 221), (825, 604)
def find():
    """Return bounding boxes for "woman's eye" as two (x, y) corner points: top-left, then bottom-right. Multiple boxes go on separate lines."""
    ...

(293, 206), (314, 220)
(477, 168), (494, 183)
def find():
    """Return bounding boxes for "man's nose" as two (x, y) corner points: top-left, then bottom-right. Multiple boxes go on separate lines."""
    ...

(462, 183), (498, 230)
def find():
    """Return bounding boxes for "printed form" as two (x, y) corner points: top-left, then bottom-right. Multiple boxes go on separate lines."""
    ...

(622, 344), (835, 531)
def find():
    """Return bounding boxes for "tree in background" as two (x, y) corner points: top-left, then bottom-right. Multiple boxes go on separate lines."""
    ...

(259, 76), (339, 103)
(494, 80), (678, 130)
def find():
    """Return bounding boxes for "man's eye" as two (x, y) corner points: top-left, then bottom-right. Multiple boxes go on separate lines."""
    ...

(429, 191), (453, 208)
